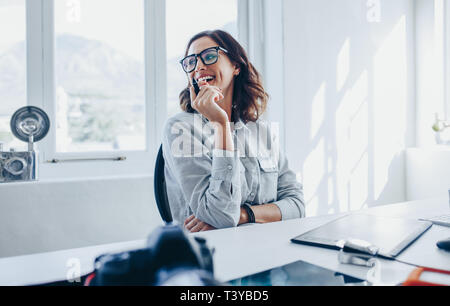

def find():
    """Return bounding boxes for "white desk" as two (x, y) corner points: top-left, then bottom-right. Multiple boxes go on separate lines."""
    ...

(0, 198), (449, 286)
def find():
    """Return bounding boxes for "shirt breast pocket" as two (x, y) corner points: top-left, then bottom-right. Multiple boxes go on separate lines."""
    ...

(257, 156), (278, 203)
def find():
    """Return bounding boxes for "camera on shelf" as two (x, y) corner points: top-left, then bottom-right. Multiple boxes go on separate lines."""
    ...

(86, 224), (219, 286)
(0, 150), (37, 182)
(0, 106), (50, 183)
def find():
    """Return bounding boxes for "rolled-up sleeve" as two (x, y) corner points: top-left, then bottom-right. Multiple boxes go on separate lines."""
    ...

(162, 117), (242, 228)
(273, 150), (306, 220)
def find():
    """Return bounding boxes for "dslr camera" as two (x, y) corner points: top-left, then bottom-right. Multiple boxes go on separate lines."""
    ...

(0, 150), (37, 182)
(0, 106), (50, 183)
(86, 224), (219, 286)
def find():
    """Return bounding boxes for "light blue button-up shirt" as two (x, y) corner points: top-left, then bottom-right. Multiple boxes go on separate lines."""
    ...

(162, 112), (305, 228)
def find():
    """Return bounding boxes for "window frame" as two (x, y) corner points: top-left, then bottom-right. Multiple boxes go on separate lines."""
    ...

(445, 0), (450, 119)
(24, 0), (166, 179)
(22, 0), (257, 180)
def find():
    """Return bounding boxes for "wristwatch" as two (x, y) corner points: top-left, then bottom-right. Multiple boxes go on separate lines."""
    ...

(242, 203), (255, 223)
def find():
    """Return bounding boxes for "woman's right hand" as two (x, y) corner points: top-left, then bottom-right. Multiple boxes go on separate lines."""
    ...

(184, 215), (216, 232)
(189, 81), (228, 125)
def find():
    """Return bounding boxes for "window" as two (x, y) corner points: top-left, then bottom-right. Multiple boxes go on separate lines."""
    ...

(54, 0), (146, 152)
(0, 0), (27, 151)
(0, 0), (253, 178)
(446, 0), (450, 119)
(165, 0), (238, 118)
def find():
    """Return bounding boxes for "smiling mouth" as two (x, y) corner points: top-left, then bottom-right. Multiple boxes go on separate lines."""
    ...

(196, 76), (215, 84)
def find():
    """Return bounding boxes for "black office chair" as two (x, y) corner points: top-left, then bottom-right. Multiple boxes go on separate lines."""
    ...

(154, 145), (173, 223)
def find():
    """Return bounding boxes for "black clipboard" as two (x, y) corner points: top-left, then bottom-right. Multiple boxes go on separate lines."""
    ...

(291, 214), (432, 258)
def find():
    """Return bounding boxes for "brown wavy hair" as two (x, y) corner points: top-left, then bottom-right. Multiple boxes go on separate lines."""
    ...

(179, 30), (269, 123)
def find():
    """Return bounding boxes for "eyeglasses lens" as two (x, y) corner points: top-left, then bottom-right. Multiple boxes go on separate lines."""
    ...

(181, 48), (220, 73)
(182, 56), (196, 73)
(201, 49), (218, 65)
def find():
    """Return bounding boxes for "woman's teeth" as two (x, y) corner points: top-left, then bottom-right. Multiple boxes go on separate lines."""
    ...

(197, 76), (215, 83)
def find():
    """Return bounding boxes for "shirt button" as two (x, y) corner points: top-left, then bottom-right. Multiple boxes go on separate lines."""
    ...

(250, 192), (255, 197)
(228, 165), (233, 170)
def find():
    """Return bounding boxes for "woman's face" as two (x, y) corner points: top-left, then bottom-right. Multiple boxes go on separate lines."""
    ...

(187, 36), (239, 93)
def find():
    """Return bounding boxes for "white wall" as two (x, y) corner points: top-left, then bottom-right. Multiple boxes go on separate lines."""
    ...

(406, 147), (450, 200)
(283, 0), (416, 216)
(415, 0), (448, 147)
(0, 176), (163, 258)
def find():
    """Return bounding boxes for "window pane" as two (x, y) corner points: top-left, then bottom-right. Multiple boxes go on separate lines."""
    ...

(0, 0), (27, 151)
(54, 0), (145, 152)
(166, 0), (238, 118)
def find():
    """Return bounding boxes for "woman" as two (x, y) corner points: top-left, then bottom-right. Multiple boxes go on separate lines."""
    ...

(162, 30), (305, 232)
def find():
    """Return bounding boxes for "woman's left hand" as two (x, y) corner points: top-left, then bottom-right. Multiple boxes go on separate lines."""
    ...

(184, 215), (216, 232)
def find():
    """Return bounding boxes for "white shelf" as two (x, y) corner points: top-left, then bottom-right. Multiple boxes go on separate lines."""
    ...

(406, 147), (450, 200)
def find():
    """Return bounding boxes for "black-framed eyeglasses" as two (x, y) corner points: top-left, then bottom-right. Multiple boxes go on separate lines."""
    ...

(180, 46), (228, 73)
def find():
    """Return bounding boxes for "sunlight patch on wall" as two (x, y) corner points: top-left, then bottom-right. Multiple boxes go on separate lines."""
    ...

(306, 196), (319, 217)
(327, 175), (335, 214)
(336, 38), (350, 92)
(335, 70), (369, 212)
(303, 138), (325, 216)
(431, 0), (445, 118)
(349, 151), (369, 210)
(310, 82), (326, 140)
(373, 16), (407, 200)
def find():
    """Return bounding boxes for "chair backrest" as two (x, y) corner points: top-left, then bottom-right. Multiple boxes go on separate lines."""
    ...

(154, 145), (173, 223)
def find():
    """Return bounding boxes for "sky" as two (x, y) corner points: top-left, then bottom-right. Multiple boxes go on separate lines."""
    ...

(54, 0), (145, 61)
(0, 0), (26, 54)
(0, 0), (237, 60)
(166, 0), (238, 59)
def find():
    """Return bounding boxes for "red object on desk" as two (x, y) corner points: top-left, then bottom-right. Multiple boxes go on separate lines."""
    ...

(403, 267), (450, 286)
(84, 273), (96, 286)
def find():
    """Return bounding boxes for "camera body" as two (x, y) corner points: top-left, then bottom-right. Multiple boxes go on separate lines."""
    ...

(0, 106), (49, 184)
(88, 224), (218, 286)
(0, 150), (37, 183)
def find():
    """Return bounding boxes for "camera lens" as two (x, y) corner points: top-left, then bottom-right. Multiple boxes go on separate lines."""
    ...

(10, 160), (24, 172)
(4, 157), (27, 176)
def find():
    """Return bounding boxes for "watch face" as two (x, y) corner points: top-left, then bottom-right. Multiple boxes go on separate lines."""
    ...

(10, 106), (50, 142)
